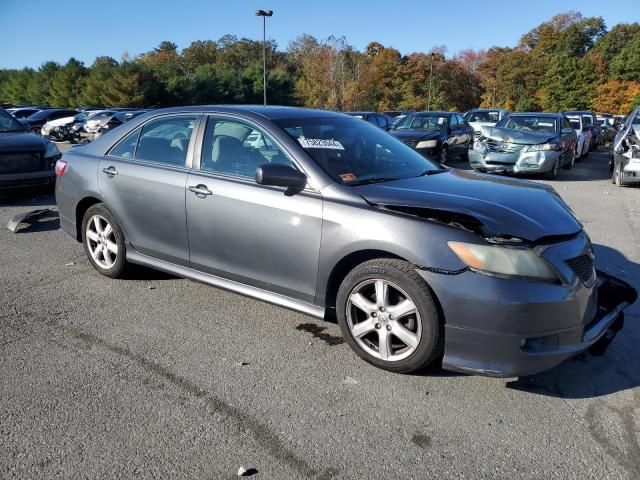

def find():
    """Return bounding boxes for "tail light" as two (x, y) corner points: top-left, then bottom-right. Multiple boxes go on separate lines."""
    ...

(55, 159), (68, 177)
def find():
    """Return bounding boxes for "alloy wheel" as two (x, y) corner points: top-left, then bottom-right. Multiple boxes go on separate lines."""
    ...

(85, 214), (118, 269)
(346, 279), (422, 362)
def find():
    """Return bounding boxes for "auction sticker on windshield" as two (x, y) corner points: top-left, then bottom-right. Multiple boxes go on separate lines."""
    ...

(298, 138), (345, 150)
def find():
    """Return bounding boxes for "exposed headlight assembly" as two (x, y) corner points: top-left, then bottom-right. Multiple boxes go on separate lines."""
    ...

(447, 241), (558, 281)
(525, 143), (560, 152)
(44, 140), (60, 158)
(416, 139), (437, 148)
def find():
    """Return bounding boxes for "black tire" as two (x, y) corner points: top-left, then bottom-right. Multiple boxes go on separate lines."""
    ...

(336, 258), (444, 374)
(460, 146), (470, 162)
(563, 150), (575, 170)
(614, 160), (627, 187)
(81, 203), (128, 278)
(439, 145), (449, 165)
(544, 159), (560, 179)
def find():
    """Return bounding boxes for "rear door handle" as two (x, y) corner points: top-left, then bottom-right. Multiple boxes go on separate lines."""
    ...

(102, 166), (118, 176)
(188, 184), (213, 197)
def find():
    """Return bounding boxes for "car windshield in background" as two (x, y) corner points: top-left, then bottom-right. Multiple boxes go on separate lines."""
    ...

(0, 109), (26, 132)
(395, 114), (448, 131)
(582, 115), (593, 125)
(497, 115), (558, 133)
(274, 116), (440, 185)
(74, 113), (89, 122)
(568, 119), (581, 130)
(467, 111), (499, 123)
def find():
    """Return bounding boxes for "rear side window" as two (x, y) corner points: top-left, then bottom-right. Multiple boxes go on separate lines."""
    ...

(109, 128), (140, 159)
(135, 115), (197, 166)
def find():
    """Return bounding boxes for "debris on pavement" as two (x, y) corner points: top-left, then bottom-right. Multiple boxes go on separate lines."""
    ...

(237, 466), (258, 476)
(7, 208), (58, 233)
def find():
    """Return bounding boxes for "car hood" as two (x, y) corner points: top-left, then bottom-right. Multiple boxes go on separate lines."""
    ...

(480, 126), (557, 144)
(390, 130), (441, 141)
(355, 169), (582, 242)
(0, 131), (47, 153)
(45, 116), (75, 127)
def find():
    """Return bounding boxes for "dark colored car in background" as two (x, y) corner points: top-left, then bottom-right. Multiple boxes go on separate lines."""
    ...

(95, 110), (150, 137)
(345, 111), (394, 130)
(6, 107), (44, 120)
(20, 108), (79, 135)
(55, 105), (635, 377)
(469, 112), (577, 178)
(389, 111), (473, 164)
(0, 108), (62, 190)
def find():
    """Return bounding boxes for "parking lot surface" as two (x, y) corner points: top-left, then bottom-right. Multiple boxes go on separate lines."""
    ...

(1, 149), (639, 479)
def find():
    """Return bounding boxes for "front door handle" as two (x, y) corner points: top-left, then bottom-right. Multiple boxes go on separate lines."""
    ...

(188, 184), (213, 197)
(102, 166), (118, 176)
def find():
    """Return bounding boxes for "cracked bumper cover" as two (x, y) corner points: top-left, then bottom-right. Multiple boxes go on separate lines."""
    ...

(418, 268), (636, 377)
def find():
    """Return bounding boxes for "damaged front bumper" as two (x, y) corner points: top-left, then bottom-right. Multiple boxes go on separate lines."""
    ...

(419, 268), (636, 378)
(469, 148), (561, 174)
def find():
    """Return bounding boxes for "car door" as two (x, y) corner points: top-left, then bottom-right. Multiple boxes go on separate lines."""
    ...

(559, 117), (575, 163)
(98, 114), (200, 266)
(448, 115), (461, 153)
(185, 115), (323, 304)
(457, 114), (471, 149)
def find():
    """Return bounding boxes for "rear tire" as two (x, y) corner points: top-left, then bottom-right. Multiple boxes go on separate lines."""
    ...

(81, 203), (128, 278)
(336, 258), (444, 374)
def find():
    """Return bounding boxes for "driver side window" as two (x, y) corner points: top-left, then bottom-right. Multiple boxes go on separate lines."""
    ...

(200, 117), (294, 178)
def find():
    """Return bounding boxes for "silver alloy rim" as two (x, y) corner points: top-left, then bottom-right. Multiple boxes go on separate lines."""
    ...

(346, 279), (422, 362)
(86, 214), (118, 270)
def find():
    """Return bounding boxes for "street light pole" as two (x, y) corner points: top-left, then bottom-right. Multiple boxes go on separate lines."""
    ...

(255, 9), (273, 106)
(427, 52), (435, 111)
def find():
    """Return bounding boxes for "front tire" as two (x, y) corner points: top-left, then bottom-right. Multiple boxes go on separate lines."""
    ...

(336, 259), (444, 374)
(544, 159), (560, 179)
(81, 204), (128, 278)
(439, 145), (449, 165)
(614, 160), (627, 187)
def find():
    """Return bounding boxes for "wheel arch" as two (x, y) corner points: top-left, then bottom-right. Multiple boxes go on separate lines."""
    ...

(75, 196), (103, 241)
(323, 249), (405, 315)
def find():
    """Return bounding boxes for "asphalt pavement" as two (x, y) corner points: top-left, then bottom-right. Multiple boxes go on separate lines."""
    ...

(1, 147), (639, 479)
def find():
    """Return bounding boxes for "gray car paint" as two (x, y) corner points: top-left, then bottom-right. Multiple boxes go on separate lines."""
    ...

(56, 105), (635, 377)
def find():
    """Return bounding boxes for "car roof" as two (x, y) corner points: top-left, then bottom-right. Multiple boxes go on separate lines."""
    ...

(411, 111), (453, 116)
(510, 112), (561, 117)
(144, 105), (348, 120)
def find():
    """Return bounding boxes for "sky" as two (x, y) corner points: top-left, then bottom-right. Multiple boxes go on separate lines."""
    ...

(1, 0), (638, 69)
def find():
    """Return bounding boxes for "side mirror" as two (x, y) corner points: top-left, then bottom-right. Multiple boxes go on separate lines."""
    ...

(255, 163), (307, 189)
(387, 124), (396, 131)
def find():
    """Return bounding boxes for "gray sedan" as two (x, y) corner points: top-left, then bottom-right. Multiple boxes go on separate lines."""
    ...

(55, 106), (635, 377)
(469, 113), (578, 179)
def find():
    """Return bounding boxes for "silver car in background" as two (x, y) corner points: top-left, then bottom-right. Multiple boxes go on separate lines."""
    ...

(469, 112), (577, 179)
(565, 114), (592, 160)
(55, 106), (635, 378)
(464, 108), (509, 140)
(611, 106), (640, 186)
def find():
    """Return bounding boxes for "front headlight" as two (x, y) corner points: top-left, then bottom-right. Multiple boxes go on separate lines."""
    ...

(44, 141), (60, 158)
(525, 143), (560, 152)
(416, 139), (437, 149)
(447, 241), (558, 281)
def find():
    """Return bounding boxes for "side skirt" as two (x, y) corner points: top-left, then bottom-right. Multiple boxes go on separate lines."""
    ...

(126, 248), (326, 319)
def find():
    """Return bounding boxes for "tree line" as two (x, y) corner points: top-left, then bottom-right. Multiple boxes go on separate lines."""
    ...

(1, 12), (639, 114)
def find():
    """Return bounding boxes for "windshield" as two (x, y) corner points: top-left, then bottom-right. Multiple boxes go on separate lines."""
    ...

(395, 114), (448, 131)
(466, 111), (500, 123)
(582, 115), (593, 126)
(74, 112), (89, 122)
(568, 119), (581, 130)
(0, 109), (26, 132)
(497, 115), (558, 133)
(274, 116), (440, 185)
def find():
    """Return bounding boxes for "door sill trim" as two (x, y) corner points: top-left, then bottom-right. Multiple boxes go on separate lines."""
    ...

(126, 248), (325, 319)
